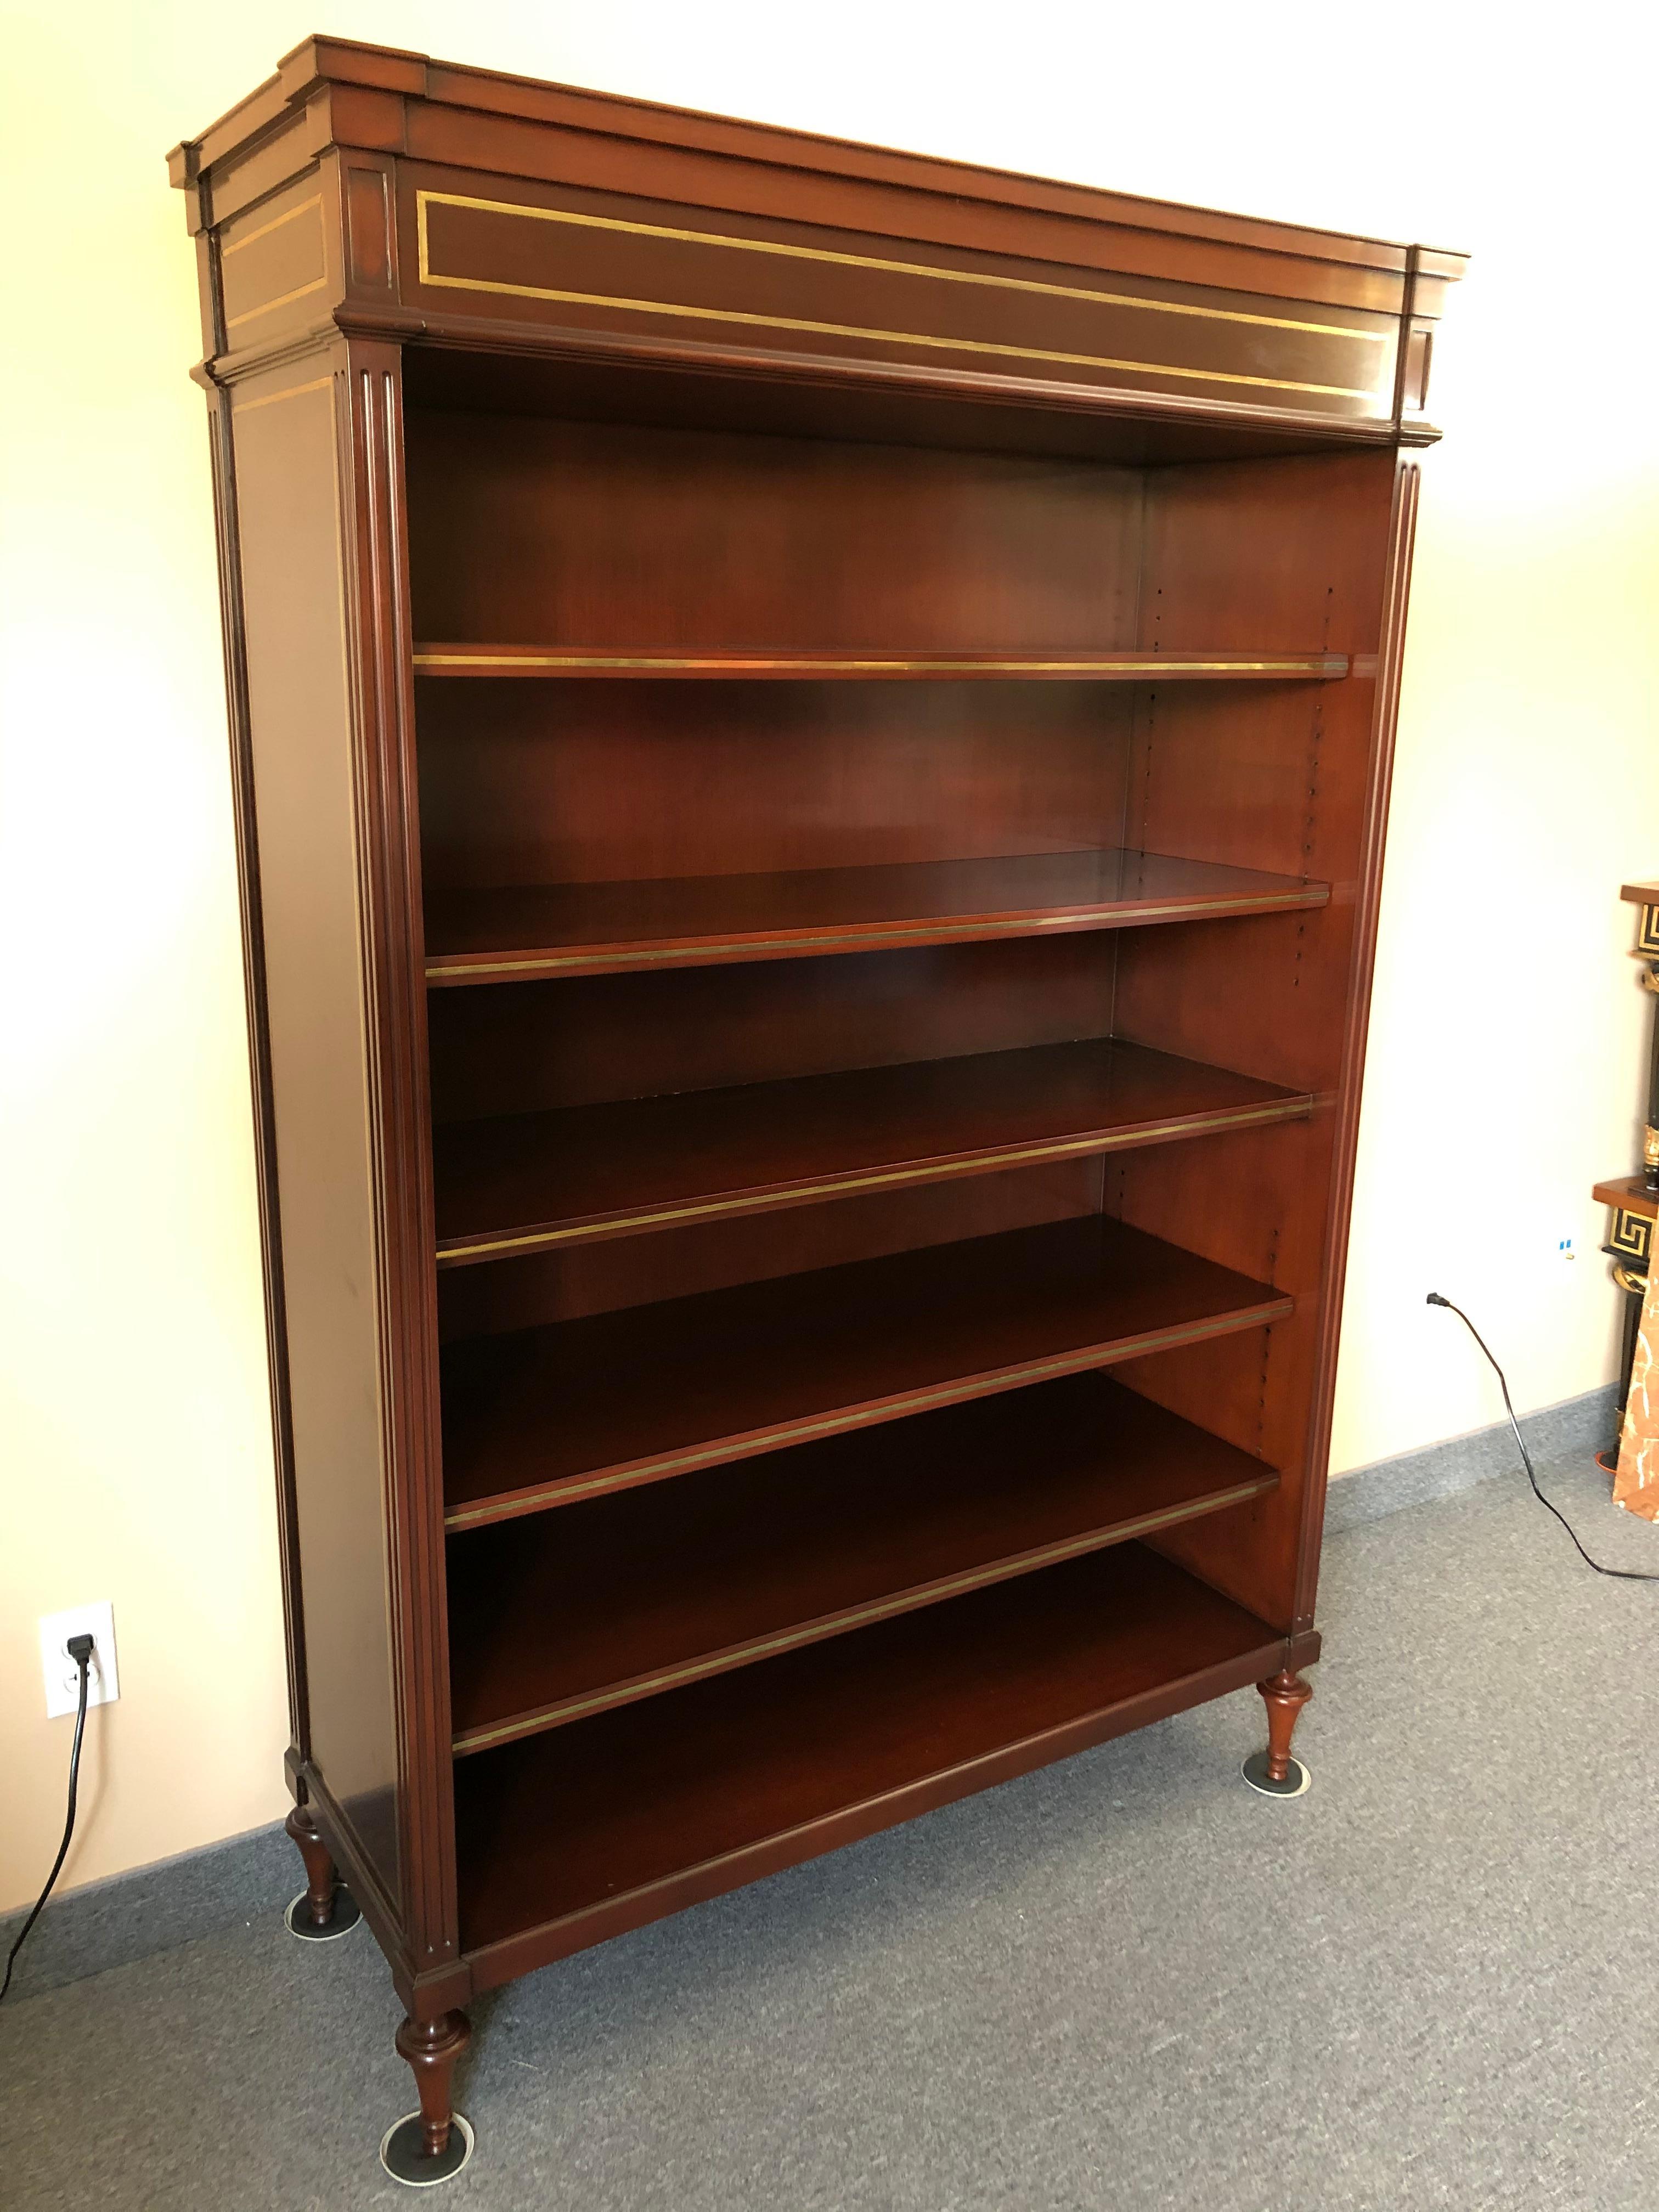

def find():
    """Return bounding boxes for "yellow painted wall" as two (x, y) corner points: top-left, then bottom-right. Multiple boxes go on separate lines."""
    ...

(3, 1), (1656, 1910)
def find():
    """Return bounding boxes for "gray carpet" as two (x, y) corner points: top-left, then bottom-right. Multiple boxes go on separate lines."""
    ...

(5, 1445), (1657, 2211)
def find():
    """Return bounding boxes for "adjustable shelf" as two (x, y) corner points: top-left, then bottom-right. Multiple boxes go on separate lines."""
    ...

(447, 1373), (1279, 1754)
(424, 848), (1330, 983)
(433, 1039), (1312, 1263)
(439, 1214), (1292, 1530)
(413, 645), (1351, 681)
(452, 1543), (1284, 1976)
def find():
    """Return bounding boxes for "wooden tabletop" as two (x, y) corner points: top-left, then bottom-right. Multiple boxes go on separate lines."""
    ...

(1593, 1175), (1657, 1218)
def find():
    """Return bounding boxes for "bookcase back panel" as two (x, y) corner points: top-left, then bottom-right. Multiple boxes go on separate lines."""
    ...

(405, 410), (1143, 652)
(437, 1157), (1105, 1340)
(415, 677), (1133, 891)
(426, 935), (1117, 1122)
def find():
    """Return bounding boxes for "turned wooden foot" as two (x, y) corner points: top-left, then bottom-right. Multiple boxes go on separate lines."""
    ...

(396, 2011), (472, 2162)
(284, 1802), (338, 1928)
(1256, 1667), (1313, 1784)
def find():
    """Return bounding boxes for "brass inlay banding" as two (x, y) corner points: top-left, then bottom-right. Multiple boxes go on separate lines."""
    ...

(411, 651), (1348, 676)
(435, 1097), (1313, 1264)
(222, 193), (323, 256)
(425, 887), (1330, 983)
(415, 190), (1391, 403)
(222, 194), (330, 333)
(224, 277), (331, 331)
(450, 1472), (1277, 1754)
(440, 1297), (1291, 1530)
(421, 192), (1386, 341)
(233, 375), (335, 416)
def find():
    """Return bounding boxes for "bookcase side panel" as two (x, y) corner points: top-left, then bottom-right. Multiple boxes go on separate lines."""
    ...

(1115, 449), (1417, 1632)
(230, 364), (405, 1923)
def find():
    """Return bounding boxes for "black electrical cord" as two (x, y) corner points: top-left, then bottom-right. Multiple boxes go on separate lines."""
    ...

(1427, 1291), (1659, 1583)
(0, 1635), (95, 2006)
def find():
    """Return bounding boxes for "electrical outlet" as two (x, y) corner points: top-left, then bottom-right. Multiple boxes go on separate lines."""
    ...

(39, 1602), (119, 1719)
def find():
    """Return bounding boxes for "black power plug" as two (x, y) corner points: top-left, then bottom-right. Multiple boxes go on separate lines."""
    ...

(0, 1634), (97, 2005)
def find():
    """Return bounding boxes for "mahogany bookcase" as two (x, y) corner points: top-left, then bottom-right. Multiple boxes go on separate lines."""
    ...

(171, 38), (1463, 2182)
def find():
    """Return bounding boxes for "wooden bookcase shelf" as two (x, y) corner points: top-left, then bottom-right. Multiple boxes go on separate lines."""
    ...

(176, 36), (1462, 2159)
(424, 848), (1331, 982)
(413, 645), (1351, 680)
(432, 1038), (1311, 1262)
(439, 1215), (1293, 1529)
(452, 1544), (1283, 1977)
(447, 1374), (1279, 1754)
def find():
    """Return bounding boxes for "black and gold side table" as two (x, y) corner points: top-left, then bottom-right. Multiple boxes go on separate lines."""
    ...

(1593, 877), (1659, 1469)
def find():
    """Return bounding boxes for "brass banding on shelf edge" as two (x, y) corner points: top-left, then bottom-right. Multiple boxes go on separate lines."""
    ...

(411, 652), (1348, 674)
(415, 191), (1392, 402)
(425, 888), (1331, 982)
(435, 1098), (1314, 1263)
(450, 1472), (1278, 1753)
(440, 1297), (1293, 1530)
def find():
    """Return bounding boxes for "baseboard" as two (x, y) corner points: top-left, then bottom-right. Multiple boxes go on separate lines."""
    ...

(1324, 1381), (1618, 1536)
(0, 1381), (1620, 2004)
(0, 1816), (290, 2004)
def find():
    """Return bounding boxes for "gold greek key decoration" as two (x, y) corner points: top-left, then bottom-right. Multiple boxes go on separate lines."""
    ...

(1610, 1209), (1654, 1267)
(1639, 903), (1659, 957)
(414, 189), (1393, 407)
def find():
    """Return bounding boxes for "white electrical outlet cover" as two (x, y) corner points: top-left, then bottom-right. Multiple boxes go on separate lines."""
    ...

(39, 1601), (119, 1718)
